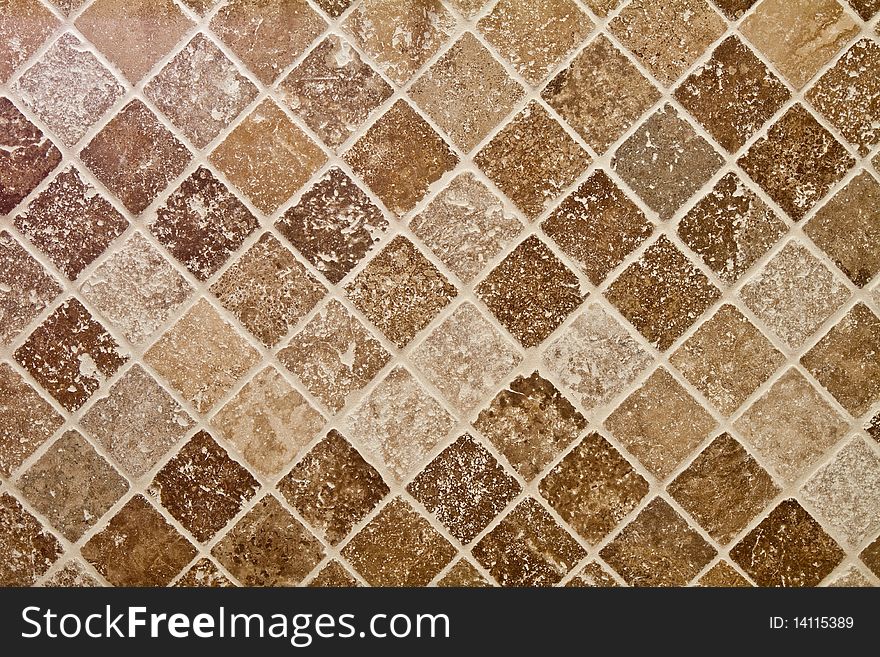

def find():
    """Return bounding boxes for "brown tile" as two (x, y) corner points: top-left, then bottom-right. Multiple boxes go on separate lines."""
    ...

(13, 33), (124, 147)
(600, 498), (717, 586)
(410, 173), (522, 284)
(698, 562), (752, 587)
(343, 0), (455, 85)
(408, 435), (521, 544)
(477, 236), (584, 348)
(279, 36), (392, 151)
(0, 231), (61, 345)
(806, 172), (880, 287)
(213, 367), (324, 477)
(277, 167), (387, 285)
(278, 430), (389, 545)
(309, 561), (359, 588)
(540, 433), (649, 544)
(345, 366), (454, 482)
(179, 0), (218, 14)
(867, 412), (880, 443)
(566, 562), (620, 588)
(862, 537), (880, 577)
(543, 35), (661, 154)
(609, 0), (726, 86)
(734, 368), (849, 483)
(0, 97), (62, 214)
(827, 567), (874, 588)
(472, 498), (586, 587)
(675, 36), (790, 153)
(738, 104), (854, 220)
(607, 367), (719, 480)
(445, 0), (489, 16)
(210, 100), (326, 214)
(677, 173), (787, 285)
(411, 303), (521, 413)
(81, 365), (194, 477)
(312, 0), (353, 18)
(730, 499), (844, 586)
(278, 300), (391, 414)
(210, 0), (325, 85)
(0, 0), (58, 83)
(803, 304), (880, 417)
(671, 305), (785, 415)
(475, 102), (591, 220)
(0, 492), (62, 586)
(846, 0), (880, 18)
(410, 32), (524, 152)
(15, 298), (127, 412)
(174, 558), (234, 588)
(151, 166), (259, 281)
(345, 236), (457, 348)
(438, 560), (491, 587)
(605, 236), (721, 351)
(45, 560), (100, 587)
(613, 105), (723, 220)
(712, 0), (758, 18)
(477, 0), (591, 85)
(145, 34), (258, 150)
(82, 495), (197, 587)
(343, 100), (458, 216)
(474, 371), (587, 481)
(211, 233), (326, 347)
(145, 299), (260, 414)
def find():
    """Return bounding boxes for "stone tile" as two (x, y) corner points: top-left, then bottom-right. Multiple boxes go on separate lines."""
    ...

(15, 298), (127, 412)
(151, 166), (259, 281)
(211, 233), (326, 347)
(540, 432), (649, 544)
(730, 499), (845, 586)
(613, 104), (723, 220)
(862, 537), (880, 577)
(408, 434), (521, 544)
(179, 0), (218, 14)
(13, 33), (124, 147)
(698, 562), (753, 587)
(44, 561), (100, 588)
(437, 560), (491, 587)
(734, 368), (849, 483)
(740, 241), (850, 348)
(345, 366), (454, 482)
(0, 231), (61, 345)
(712, 0), (758, 18)
(738, 104), (854, 220)
(827, 567), (874, 587)
(472, 498), (586, 587)
(0, 0), (58, 83)
(278, 300), (391, 414)
(846, 0), (880, 18)
(0, 492), (62, 586)
(309, 561), (359, 588)
(566, 562), (620, 588)
(82, 495), (197, 586)
(81, 365), (194, 477)
(279, 36), (392, 151)
(174, 559), (234, 587)
(343, 100), (458, 216)
(278, 430), (389, 545)
(312, 0), (353, 18)
(474, 371), (587, 481)
(410, 32), (524, 152)
(868, 412), (880, 443)
(543, 35), (661, 153)
(213, 367), (325, 477)
(475, 102), (591, 220)
(145, 34), (258, 149)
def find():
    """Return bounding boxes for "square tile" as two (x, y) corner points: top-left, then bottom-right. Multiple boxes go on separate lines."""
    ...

(0, 492), (62, 586)
(438, 560), (491, 588)
(0, 231), (61, 345)
(698, 562), (752, 587)
(0, 0), (58, 83)
(846, 0), (880, 18)
(175, 558), (233, 588)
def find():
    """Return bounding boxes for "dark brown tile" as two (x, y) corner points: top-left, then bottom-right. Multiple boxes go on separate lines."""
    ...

(312, 0), (353, 18)
(45, 560), (100, 587)
(0, 0), (59, 83)
(437, 560), (491, 588)
(868, 412), (880, 443)
(566, 562), (620, 588)
(846, 0), (879, 19)
(698, 562), (752, 587)
(0, 492), (62, 586)
(861, 536), (880, 577)
(712, 0), (757, 18)
(309, 561), (359, 587)
(174, 558), (234, 587)
(0, 231), (61, 345)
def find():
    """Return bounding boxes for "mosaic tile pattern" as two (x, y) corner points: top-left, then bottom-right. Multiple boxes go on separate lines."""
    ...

(1, 0), (878, 588)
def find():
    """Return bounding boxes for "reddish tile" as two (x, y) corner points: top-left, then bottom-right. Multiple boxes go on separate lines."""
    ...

(0, 231), (61, 345)
(0, 0), (59, 83)
(0, 492), (62, 586)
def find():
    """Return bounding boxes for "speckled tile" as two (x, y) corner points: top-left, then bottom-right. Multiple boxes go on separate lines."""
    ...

(827, 567), (874, 588)
(846, 0), (880, 18)
(175, 559), (234, 588)
(437, 560), (491, 588)
(0, 0), (58, 84)
(566, 562), (620, 588)
(309, 561), (359, 588)
(45, 561), (100, 588)
(0, 231), (61, 345)
(698, 562), (752, 587)
(862, 537), (880, 577)
(0, 492), (62, 586)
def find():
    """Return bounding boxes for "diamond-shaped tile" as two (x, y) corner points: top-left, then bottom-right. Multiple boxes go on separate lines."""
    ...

(408, 434), (521, 544)
(613, 104), (723, 220)
(0, 492), (62, 586)
(0, 0), (58, 83)
(846, 0), (880, 18)
(179, 0), (217, 14)
(345, 236), (457, 348)
(472, 498), (586, 587)
(15, 298), (127, 412)
(868, 412), (880, 442)
(145, 299), (260, 414)
(175, 558), (233, 588)
(342, 497), (456, 586)
(827, 567), (874, 588)
(540, 432), (649, 544)
(446, 0), (489, 16)
(278, 430), (389, 544)
(712, 0), (758, 18)
(344, 100), (458, 216)
(734, 368), (849, 483)
(309, 561), (359, 588)
(730, 499), (844, 586)
(698, 562), (752, 587)
(862, 537), (880, 577)
(45, 560), (100, 588)
(438, 560), (491, 588)
(566, 562), (620, 588)
(278, 300), (391, 414)
(13, 33), (124, 147)
(410, 32), (524, 152)
(675, 36), (790, 153)
(606, 235), (721, 351)
(474, 371), (587, 481)
(0, 231), (61, 345)
(475, 102), (591, 220)
(313, 0), (353, 18)
(478, 0), (591, 85)
(277, 167), (387, 285)
(211, 233), (326, 347)
(739, 104), (854, 220)
(145, 34), (258, 149)
(149, 430), (259, 543)
(213, 366), (325, 477)
(151, 166), (259, 281)
(18, 430), (128, 541)
(210, 100), (326, 214)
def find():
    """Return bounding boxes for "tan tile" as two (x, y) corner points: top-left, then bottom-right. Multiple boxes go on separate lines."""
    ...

(698, 562), (753, 587)
(827, 567), (874, 587)
(862, 537), (880, 577)
(566, 562), (620, 588)
(0, 0), (58, 83)
(437, 560), (491, 588)
(309, 561), (359, 588)
(0, 492), (62, 586)
(712, 0), (758, 18)
(0, 231), (61, 345)
(45, 560), (100, 587)
(175, 558), (234, 587)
